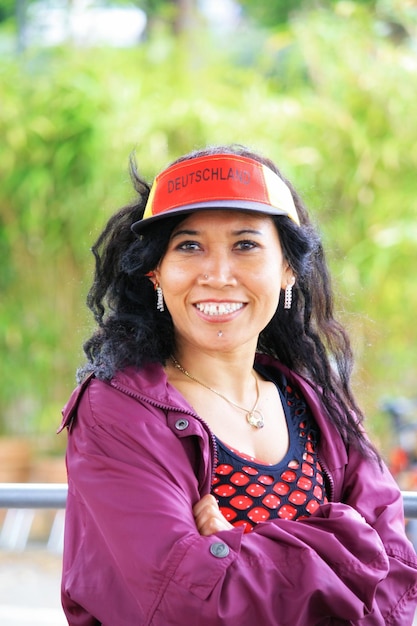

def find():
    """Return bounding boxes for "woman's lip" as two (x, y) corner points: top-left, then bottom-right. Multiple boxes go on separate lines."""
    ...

(194, 302), (245, 316)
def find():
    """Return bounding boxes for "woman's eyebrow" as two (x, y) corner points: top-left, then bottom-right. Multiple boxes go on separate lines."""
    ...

(170, 227), (264, 240)
(170, 229), (199, 240)
(232, 229), (263, 236)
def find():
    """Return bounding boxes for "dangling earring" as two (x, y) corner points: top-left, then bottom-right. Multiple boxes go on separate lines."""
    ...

(284, 284), (293, 310)
(155, 284), (164, 312)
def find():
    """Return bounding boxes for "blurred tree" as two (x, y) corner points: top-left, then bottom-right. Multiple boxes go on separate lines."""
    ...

(0, 0), (14, 21)
(0, 1), (415, 450)
(237, 0), (377, 26)
(0, 0), (198, 50)
(133, 0), (198, 35)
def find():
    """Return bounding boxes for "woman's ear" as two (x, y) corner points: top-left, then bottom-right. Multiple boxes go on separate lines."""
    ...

(288, 275), (296, 288)
(281, 263), (296, 290)
(145, 270), (158, 287)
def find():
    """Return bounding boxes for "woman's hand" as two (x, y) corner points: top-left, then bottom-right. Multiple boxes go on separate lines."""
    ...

(193, 494), (234, 536)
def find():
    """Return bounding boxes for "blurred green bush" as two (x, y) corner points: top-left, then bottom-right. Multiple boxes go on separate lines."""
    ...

(0, 4), (416, 452)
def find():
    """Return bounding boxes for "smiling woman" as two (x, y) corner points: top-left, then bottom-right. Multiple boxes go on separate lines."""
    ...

(59, 145), (417, 625)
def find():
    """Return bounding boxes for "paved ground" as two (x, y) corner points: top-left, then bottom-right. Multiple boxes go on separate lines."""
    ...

(0, 549), (66, 626)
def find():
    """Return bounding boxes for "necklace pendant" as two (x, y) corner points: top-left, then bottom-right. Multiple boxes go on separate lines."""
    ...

(171, 357), (264, 429)
(246, 411), (264, 429)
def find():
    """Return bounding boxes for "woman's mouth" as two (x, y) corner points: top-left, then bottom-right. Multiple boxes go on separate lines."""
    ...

(195, 302), (244, 316)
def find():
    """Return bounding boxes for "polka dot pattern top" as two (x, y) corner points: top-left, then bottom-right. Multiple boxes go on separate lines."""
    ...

(211, 375), (328, 533)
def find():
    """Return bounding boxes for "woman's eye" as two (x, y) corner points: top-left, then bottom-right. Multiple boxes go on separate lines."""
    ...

(176, 240), (201, 251)
(235, 240), (258, 250)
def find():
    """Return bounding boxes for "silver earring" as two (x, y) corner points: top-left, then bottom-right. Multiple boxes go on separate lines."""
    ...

(156, 285), (164, 312)
(284, 284), (292, 310)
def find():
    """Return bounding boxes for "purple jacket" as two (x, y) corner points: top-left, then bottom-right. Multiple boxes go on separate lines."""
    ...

(59, 355), (417, 625)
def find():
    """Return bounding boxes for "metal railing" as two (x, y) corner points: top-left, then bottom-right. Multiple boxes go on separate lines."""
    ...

(0, 483), (417, 517)
(404, 492), (417, 519)
(0, 483), (68, 509)
(0, 484), (416, 554)
(0, 484), (68, 552)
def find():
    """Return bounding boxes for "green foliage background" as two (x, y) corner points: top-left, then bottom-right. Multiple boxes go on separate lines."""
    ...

(1, 3), (416, 455)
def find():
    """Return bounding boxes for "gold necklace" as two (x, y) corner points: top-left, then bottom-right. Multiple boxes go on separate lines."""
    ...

(171, 357), (265, 429)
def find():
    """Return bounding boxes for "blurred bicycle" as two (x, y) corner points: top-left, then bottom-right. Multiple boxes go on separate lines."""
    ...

(382, 397), (417, 548)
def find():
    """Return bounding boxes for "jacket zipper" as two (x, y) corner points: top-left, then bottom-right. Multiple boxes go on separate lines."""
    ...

(317, 451), (335, 502)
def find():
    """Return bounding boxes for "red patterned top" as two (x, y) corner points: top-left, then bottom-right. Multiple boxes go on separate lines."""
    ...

(211, 375), (328, 533)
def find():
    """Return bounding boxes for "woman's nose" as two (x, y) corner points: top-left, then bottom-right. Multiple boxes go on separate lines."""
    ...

(199, 253), (237, 287)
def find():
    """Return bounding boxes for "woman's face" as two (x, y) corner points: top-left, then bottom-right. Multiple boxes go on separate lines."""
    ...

(153, 210), (293, 356)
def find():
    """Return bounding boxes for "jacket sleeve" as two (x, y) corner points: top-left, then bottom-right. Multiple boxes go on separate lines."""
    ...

(339, 443), (417, 625)
(60, 377), (397, 626)
(285, 364), (417, 625)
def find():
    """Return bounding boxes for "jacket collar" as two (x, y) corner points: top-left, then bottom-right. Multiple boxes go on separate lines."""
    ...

(113, 355), (348, 472)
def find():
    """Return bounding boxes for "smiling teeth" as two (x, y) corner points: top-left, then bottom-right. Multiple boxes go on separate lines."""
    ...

(196, 302), (244, 316)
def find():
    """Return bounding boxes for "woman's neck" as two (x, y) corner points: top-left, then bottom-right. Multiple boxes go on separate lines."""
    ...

(169, 345), (258, 405)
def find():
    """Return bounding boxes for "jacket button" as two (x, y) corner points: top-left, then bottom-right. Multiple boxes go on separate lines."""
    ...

(175, 418), (189, 431)
(209, 542), (229, 558)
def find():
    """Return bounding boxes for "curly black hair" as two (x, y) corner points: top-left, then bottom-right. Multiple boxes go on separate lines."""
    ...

(79, 144), (377, 460)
